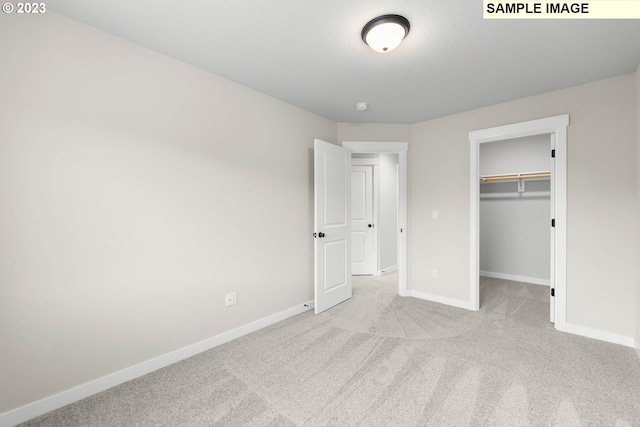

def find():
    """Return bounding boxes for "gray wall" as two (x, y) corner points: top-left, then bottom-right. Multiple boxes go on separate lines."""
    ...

(410, 74), (637, 338)
(1, 10), (639, 418)
(479, 135), (551, 282)
(337, 123), (411, 143)
(379, 154), (399, 270)
(480, 135), (551, 175)
(0, 12), (336, 413)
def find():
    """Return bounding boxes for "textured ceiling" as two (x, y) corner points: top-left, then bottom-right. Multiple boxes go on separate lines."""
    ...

(47, 0), (640, 124)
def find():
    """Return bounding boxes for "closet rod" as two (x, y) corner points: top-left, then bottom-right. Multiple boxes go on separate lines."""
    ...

(480, 172), (550, 182)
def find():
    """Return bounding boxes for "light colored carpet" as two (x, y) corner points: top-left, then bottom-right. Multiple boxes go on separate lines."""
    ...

(21, 273), (640, 426)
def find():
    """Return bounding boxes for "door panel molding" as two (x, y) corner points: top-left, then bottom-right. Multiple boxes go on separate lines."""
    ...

(314, 139), (352, 314)
(351, 164), (375, 275)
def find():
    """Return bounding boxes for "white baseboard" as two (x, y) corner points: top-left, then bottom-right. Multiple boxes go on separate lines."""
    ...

(408, 290), (475, 311)
(480, 270), (549, 286)
(564, 323), (635, 347)
(0, 301), (313, 427)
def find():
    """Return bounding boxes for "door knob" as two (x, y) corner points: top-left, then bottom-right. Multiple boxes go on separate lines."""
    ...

(319, 232), (325, 238)
(368, 224), (373, 228)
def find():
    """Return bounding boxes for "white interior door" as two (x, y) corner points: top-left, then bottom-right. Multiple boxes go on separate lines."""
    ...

(351, 165), (375, 275)
(549, 134), (556, 323)
(314, 139), (352, 314)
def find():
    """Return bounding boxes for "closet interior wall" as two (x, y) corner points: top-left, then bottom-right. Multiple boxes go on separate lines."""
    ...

(479, 134), (551, 285)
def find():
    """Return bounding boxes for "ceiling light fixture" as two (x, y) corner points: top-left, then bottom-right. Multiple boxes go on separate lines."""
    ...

(361, 14), (410, 53)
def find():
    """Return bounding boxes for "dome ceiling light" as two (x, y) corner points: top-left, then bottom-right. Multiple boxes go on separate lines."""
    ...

(361, 14), (410, 53)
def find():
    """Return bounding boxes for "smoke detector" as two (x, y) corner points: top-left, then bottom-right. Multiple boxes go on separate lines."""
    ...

(355, 102), (369, 112)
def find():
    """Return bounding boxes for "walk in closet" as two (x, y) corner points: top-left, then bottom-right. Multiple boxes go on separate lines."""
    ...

(479, 134), (552, 288)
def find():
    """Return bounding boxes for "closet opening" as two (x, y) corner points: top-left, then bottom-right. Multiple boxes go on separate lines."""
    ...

(469, 114), (568, 332)
(479, 134), (554, 324)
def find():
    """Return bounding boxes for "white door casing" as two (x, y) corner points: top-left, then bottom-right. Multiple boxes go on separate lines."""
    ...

(549, 133), (556, 323)
(314, 139), (352, 314)
(342, 141), (408, 296)
(469, 115), (568, 331)
(351, 165), (375, 275)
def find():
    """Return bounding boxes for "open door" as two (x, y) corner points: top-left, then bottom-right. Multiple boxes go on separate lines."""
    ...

(549, 134), (556, 323)
(314, 139), (352, 314)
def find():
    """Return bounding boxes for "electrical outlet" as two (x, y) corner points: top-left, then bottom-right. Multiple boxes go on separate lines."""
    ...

(432, 269), (438, 279)
(432, 210), (439, 220)
(225, 291), (237, 307)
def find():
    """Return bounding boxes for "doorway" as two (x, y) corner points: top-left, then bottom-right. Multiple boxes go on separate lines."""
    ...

(479, 134), (554, 322)
(343, 141), (408, 297)
(351, 154), (399, 277)
(469, 115), (568, 332)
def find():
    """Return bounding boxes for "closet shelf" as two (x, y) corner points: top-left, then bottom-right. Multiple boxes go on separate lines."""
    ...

(479, 171), (550, 182)
(480, 170), (550, 193)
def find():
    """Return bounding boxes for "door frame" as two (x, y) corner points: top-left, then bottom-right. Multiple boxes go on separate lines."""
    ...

(469, 115), (568, 331)
(343, 141), (408, 296)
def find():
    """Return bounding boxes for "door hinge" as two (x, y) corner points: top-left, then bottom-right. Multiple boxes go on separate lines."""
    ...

(551, 219), (555, 228)
(551, 288), (555, 297)
(551, 149), (556, 158)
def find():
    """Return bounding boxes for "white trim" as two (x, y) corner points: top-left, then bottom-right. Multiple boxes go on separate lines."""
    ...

(480, 270), (550, 286)
(408, 290), (476, 311)
(373, 164), (380, 274)
(548, 132), (556, 323)
(351, 157), (379, 165)
(469, 115), (570, 142)
(0, 301), (313, 427)
(342, 142), (408, 298)
(564, 323), (635, 347)
(469, 115), (568, 333)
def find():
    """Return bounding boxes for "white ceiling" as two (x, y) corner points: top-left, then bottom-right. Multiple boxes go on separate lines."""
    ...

(47, 0), (640, 124)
